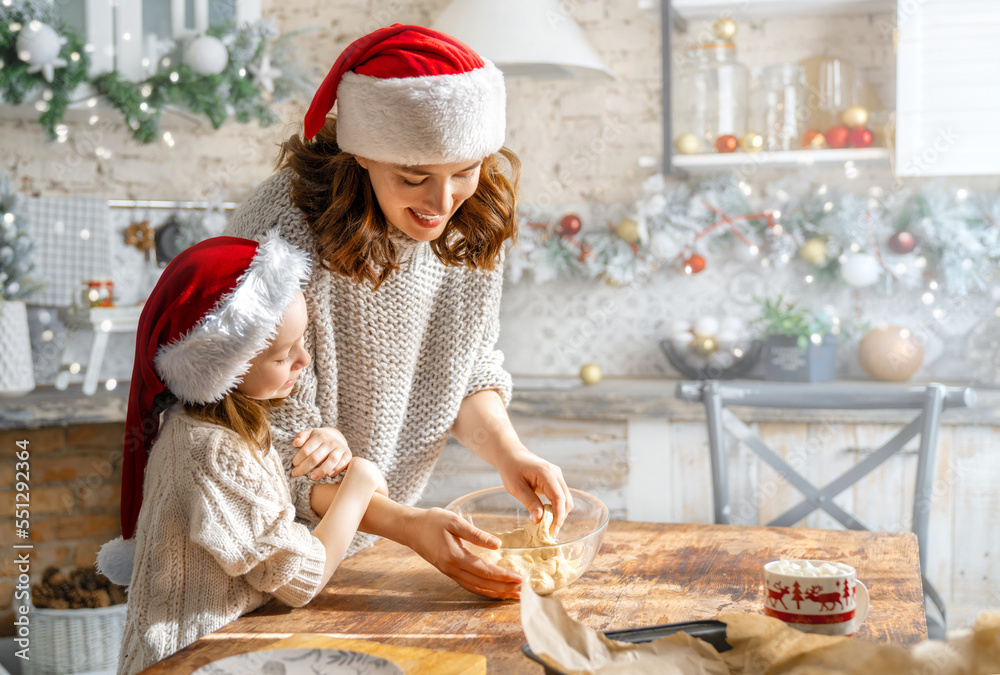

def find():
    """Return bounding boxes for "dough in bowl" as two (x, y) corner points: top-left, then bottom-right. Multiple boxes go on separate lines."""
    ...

(481, 505), (580, 594)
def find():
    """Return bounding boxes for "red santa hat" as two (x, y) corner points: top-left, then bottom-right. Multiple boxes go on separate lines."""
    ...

(304, 24), (506, 165)
(97, 232), (310, 586)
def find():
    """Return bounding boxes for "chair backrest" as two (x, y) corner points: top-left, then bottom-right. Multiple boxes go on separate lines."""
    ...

(675, 379), (976, 623)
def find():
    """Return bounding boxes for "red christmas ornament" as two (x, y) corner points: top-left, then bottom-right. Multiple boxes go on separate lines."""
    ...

(801, 129), (825, 149)
(888, 230), (917, 254)
(715, 135), (739, 153)
(825, 125), (850, 149)
(848, 128), (873, 148)
(684, 254), (707, 274)
(559, 214), (582, 236)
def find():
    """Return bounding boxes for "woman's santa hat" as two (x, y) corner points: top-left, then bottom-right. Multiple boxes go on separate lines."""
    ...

(304, 24), (506, 165)
(97, 232), (310, 585)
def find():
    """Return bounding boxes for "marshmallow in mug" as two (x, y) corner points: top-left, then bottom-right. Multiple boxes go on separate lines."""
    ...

(772, 559), (855, 577)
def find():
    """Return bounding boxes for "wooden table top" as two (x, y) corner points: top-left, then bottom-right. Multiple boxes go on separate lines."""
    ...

(142, 521), (927, 674)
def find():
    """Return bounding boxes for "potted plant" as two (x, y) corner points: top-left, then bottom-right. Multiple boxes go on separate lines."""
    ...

(0, 172), (43, 396)
(753, 295), (838, 383)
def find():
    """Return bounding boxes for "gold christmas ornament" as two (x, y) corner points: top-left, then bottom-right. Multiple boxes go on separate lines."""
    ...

(579, 362), (603, 385)
(841, 105), (870, 129)
(857, 325), (924, 382)
(712, 17), (737, 41)
(124, 220), (155, 261)
(690, 335), (718, 356)
(616, 218), (641, 244)
(799, 237), (828, 266)
(674, 132), (701, 155)
(741, 132), (764, 153)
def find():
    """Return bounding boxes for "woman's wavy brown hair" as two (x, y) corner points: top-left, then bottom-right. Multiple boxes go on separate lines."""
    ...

(276, 119), (521, 289)
(184, 391), (282, 460)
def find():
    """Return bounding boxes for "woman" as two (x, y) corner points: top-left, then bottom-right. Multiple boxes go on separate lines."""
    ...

(226, 24), (572, 600)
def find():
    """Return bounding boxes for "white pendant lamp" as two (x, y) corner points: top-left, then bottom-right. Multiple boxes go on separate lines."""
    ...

(432, 0), (614, 79)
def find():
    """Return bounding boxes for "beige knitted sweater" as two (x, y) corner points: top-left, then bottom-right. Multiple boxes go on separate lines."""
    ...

(117, 409), (327, 675)
(225, 170), (512, 551)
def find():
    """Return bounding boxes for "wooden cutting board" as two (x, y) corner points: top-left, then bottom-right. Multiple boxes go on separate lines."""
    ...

(222, 634), (484, 674)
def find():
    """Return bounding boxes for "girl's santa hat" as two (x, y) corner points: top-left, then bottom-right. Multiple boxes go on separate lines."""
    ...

(304, 24), (506, 166)
(97, 232), (310, 585)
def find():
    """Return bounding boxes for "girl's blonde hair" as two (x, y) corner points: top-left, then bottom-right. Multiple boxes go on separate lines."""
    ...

(276, 118), (521, 290)
(184, 391), (282, 458)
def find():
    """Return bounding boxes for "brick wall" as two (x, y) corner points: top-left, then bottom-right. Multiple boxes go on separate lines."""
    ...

(0, 424), (123, 636)
(0, 0), (660, 206)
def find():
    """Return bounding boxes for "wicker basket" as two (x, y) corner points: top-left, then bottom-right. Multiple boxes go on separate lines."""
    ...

(21, 600), (127, 675)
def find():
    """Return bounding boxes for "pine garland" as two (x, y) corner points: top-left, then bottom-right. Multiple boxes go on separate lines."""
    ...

(0, 4), (90, 140)
(512, 174), (1000, 298)
(0, 4), (312, 144)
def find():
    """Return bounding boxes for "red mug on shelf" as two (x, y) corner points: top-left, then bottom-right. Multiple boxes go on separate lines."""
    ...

(763, 559), (870, 636)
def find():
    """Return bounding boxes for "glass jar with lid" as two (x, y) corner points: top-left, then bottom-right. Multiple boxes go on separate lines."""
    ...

(673, 40), (749, 154)
(749, 63), (810, 152)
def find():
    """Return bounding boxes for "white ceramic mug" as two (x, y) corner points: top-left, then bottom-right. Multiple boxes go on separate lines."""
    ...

(763, 559), (870, 636)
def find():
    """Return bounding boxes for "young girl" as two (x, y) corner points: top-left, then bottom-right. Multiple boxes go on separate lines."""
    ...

(97, 233), (386, 674)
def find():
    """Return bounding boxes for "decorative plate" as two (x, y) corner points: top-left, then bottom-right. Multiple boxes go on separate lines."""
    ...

(192, 648), (405, 675)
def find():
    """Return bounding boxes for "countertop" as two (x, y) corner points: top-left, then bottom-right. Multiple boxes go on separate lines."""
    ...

(140, 521), (928, 674)
(2, 377), (999, 429)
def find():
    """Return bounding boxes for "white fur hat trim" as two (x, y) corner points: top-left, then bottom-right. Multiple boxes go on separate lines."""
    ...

(336, 61), (506, 166)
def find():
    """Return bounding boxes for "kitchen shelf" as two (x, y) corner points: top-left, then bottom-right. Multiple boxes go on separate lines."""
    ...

(669, 0), (895, 20)
(671, 147), (891, 171)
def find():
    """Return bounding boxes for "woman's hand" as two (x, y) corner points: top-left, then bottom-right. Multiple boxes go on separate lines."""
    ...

(450, 390), (574, 532)
(403, 507), (522, 600)
(496, 447), (574, 532)
(290, 427), (352, 480)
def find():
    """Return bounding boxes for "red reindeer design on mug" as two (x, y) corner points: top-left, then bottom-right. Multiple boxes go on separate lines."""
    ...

(763, 559), (870, 636)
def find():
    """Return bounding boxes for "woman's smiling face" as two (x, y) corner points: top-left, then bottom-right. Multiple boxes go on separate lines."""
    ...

(355, 157), (483, 241)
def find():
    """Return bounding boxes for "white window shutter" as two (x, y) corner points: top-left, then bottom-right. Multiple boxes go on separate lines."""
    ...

(115, 1), (144, 82)
(895, 0), (1000, 176)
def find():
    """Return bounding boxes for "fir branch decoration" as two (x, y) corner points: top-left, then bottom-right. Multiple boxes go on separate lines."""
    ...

(0, 4), (314, 144)
(0, 2), (90, 140)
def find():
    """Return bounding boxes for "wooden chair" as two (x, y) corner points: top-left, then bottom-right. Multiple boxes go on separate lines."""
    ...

(675, 379), (977, 630)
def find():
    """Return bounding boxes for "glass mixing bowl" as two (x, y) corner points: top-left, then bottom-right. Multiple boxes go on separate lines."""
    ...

(444, 487), (610, 594)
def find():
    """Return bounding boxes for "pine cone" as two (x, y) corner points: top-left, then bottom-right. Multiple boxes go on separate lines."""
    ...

(94, 571), (114, 590)
(47, 572), (70, 589)
(32, 585), (55, 609)
(93, 589), (112, 608)
(48, 598), (71, 610)
(42, 566), (61, 584)
(51, 579), (74, 601)
(71, 567), (101, 592)
(108, 585), (127, 605)
(67, 588), (90, 609)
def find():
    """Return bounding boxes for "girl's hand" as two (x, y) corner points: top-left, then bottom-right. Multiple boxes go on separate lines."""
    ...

(496, 448), (574, 532)
(290, 427), (352, 480)
(404, 507), (522, 600)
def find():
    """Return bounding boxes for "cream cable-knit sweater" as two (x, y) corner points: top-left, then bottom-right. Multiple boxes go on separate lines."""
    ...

(225, 170), (513, 552)
(117, 409), (327, 675)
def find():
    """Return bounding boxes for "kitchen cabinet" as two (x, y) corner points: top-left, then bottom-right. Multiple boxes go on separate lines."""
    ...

(660, 0), (998, 176)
